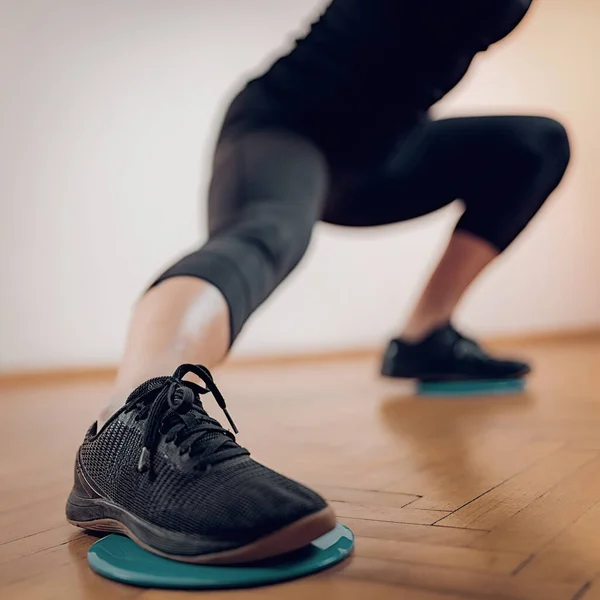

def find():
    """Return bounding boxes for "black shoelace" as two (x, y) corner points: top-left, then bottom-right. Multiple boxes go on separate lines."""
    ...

(125, 364), (249, 475)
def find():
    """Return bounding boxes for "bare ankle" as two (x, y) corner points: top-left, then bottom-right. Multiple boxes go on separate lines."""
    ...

(98, 397), (126, 430)
(99, 279), (232, 429)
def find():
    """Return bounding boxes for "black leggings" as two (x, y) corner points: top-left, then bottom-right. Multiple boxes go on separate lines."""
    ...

(155, 115), (570, 343)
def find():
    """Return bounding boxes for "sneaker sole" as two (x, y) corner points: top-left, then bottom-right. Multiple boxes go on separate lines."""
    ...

(67, 493), (337, 565)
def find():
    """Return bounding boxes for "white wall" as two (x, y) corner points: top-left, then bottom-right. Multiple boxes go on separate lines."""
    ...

(1, 0), (598, 371)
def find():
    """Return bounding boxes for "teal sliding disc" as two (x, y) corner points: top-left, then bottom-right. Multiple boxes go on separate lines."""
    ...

(87, 523), (354, 589)
(417, 378), (526, 397)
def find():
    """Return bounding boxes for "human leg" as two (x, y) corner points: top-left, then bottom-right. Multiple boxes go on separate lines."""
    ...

(104, 129), (329, 419)
(323, 115), (570, 380)
(70, 127), (336, 563)
(401, 116), (571, 341)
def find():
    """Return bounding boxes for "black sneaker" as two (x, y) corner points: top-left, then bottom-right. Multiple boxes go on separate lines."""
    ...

(66, 364), (335, 564)
(381, 324), (531, 382)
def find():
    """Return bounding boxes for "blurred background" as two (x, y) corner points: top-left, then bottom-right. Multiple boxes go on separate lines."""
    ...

(0, 0), (599, 374)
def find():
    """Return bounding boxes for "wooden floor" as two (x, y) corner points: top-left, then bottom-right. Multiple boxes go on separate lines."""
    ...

(2, 336), (600, 600)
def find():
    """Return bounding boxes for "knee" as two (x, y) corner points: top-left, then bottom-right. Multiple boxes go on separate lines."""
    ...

(235, 210), (314, 275)
(512, 117), (571, 179)
(264, 215), (313, 272)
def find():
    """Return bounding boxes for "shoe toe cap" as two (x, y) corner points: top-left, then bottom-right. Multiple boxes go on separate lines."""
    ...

(497, 359), (531, 378)
(168, 460), (329, 541)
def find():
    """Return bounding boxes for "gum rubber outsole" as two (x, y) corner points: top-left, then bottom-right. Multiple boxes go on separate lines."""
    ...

(68, 505), (337, 565)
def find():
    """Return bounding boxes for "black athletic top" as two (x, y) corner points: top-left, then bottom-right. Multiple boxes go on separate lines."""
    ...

(227, 0), (533, 160)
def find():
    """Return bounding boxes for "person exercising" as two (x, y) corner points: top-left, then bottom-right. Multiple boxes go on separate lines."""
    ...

(67, 0), (570, 564)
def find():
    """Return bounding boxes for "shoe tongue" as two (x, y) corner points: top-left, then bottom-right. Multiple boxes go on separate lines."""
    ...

(126, 376), (170, 404)
(172, 386), (231, 442)
(170, 399), (233, 453)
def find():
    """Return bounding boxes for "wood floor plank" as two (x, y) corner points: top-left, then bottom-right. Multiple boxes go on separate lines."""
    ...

(314, 485), (420, 508)
(0, 533), (142, 600)
(438, 448), (597, 529)
(4, 563), (141, 600)
(340, 517), (488, 547)
(330, 501), (449, 525)
(516, 499), (600, 583)
(0, 525), (83, 566)
(341, 556), (581, 600)
(0, 494), (71, 546)
(575, 582), (599, 600)
(388, 438), (563, 512)
(0, 534), (90, 589)
(472, 455), (600, 554)
(142, 579), (472, 600)
(356, 537), (528, 575)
